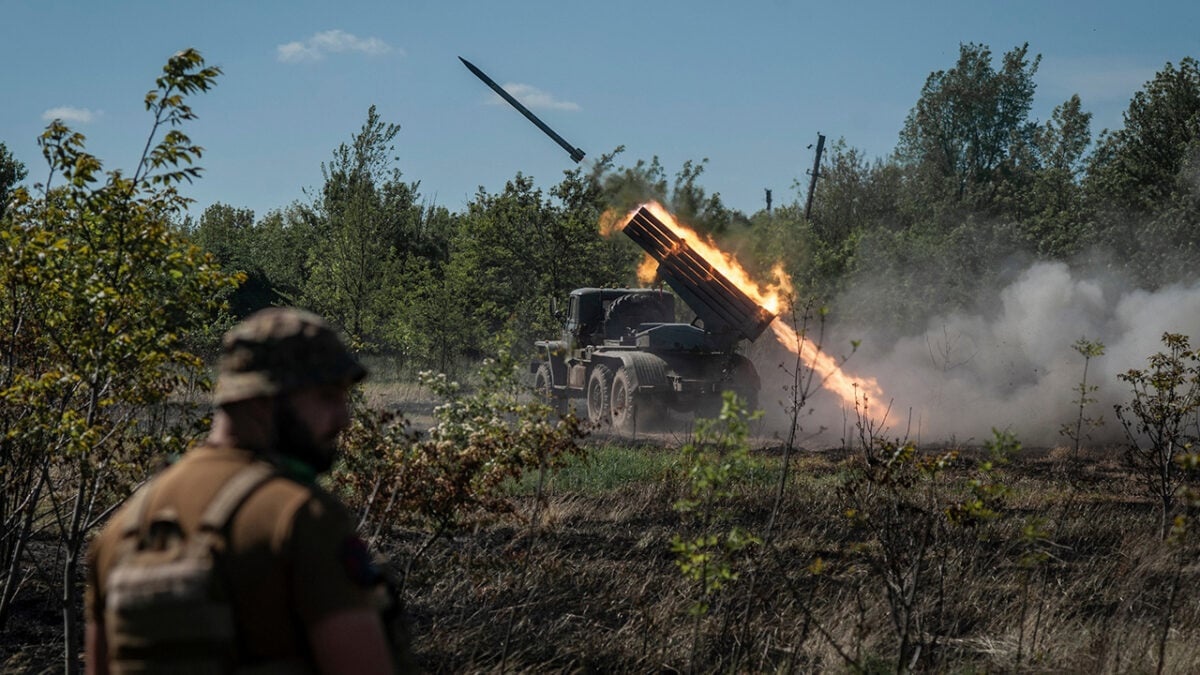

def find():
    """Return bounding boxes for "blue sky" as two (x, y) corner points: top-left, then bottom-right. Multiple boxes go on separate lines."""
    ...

(3, 0), (1197, 220)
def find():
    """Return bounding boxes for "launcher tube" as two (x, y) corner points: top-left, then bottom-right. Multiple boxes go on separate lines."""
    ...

(623, 206), (774, 342)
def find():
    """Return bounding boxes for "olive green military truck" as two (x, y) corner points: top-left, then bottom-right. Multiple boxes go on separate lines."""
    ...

(531, 205), (775, 433)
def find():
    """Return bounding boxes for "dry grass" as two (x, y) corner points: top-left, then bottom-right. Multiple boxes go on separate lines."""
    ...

(387, 442), (1200, 673)
(10, 439), (1200, 673)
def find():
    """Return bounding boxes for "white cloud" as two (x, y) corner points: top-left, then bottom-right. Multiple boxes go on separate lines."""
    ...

(277, 29), (395, 63)
(489, 83), (580, 112)
(41, 106), (98, 124)
(277, 42), (319, 63)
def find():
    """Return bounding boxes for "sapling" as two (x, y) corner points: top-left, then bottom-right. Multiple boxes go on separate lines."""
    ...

(1114, 333), (1200, 539)
(840, 424), (956, 673)
(1061, 337), (1106, 467)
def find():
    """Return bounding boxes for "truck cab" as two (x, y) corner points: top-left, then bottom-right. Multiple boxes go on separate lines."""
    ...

(562, 288), (675, 351)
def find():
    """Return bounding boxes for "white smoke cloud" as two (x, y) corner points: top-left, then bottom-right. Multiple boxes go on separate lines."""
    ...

(489, 83), (580, 112)
(762, 261), (1200, 447)
(41, 106), (98, 123)
(277, 30), (395, 63)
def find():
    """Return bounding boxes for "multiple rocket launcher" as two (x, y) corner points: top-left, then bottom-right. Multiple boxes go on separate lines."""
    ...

(622, 207), (775, 345)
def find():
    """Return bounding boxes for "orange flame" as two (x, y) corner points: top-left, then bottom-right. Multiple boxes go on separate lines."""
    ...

(769, 320), (885, 410)
(598, 208), (625, 237)
(604, 201), (884, 411)
(636, 255), (658, 285)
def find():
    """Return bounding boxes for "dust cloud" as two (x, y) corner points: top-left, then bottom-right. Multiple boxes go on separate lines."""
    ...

(755, 261), (1200, 448)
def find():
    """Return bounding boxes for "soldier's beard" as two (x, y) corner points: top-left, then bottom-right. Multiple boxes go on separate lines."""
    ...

(272, 399), (337, 474)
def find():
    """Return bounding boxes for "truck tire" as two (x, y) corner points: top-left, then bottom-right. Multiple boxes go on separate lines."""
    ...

(587, 364), (613, 426)
(610, 367), (639, 434)
(613, 367), (668, 434)
(534, 363), (565, 415)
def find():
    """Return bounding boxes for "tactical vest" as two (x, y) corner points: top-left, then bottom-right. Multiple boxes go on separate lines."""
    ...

(104, 461), (277, 673)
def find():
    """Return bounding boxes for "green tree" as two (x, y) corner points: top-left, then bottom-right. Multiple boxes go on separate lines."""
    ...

(1017, 95), (1093, 256)
(599, 151), (669, 210)
(189, 202), (276, 317)
(1061, 337), (1106, 464)
(552, 154), (644, 291)
(1085, 58), (1200, 285)
(300, 105), (421, 348)
(799, 140), (905, 296)
(670, 392), (761, 671)
(450, 175), (565, 349)
(391, 256), (478, 372)
(191, 203), (254, 265)
(446, 167), (639, 360)
(669, 158), (733, 236)
(829, 43), (1049, 334)
(253, 205), (319, 304)
(0, 142), (27, 221)
(0, 49), (238, 672)
(1087, 57), (1200, 213)
(332, 351), (586, 551)
(1038, 94), (1093, 176)
(596, 149), (735, 238)
(896, 42), (1041, 214)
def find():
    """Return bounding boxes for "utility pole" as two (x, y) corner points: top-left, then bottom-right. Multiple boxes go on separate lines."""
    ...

(803, 132), (826, 222)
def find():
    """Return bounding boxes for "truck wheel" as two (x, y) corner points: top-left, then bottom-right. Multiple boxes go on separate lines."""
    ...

(610, 367), (640, 434)
(534, 364), (565, 414)
(587, 364), (613, 426)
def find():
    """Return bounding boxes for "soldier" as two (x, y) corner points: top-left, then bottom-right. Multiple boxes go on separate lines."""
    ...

(85, 308), (403, 674)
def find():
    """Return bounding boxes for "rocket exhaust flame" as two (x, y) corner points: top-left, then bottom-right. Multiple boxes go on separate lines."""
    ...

(769, 320), (884, 411)
(606, 201), (884, 411)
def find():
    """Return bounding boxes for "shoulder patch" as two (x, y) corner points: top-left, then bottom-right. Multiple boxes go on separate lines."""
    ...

(339, 536), (379, 587)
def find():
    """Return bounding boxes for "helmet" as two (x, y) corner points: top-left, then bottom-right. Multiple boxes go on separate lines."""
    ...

(213, 308), (367, 405)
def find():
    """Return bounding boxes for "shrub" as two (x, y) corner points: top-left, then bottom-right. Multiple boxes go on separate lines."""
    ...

(1115, 332), (1200, 538)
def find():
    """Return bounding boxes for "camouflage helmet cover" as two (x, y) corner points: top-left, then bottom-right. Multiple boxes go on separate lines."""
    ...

(213, 308), (367, 405)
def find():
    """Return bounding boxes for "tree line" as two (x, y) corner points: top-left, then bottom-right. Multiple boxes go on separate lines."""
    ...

(182, 123), (733, 370)
(169, 43), (1200, 364)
